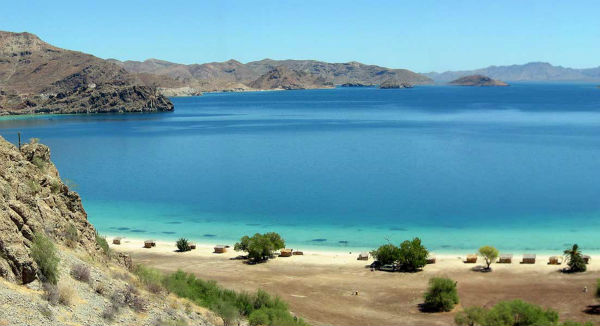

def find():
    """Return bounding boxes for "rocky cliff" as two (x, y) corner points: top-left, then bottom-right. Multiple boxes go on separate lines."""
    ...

(379, 79), (414, 89)
(0, 136), (100, 284)
(449, 74), (509, 86)
(0, 31), (174, 115)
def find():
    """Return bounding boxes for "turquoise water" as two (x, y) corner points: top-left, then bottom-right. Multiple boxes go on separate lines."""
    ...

(1, 84), (600, 253)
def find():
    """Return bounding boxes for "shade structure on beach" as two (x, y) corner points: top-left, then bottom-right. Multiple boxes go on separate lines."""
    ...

(426, 256), (436, 264)
(522, 254), (536, 264)
(112, 237), (122, 245)
(189, 243), (196, 250)
(465, 254), (477, 263)
(144, 240), (156, 248)
(293, 251), (304, 255)
(214, 245), (227, 253)
(498, 254), (513, 263)
(583, 255), (591, 264)
(548, 256), (562, 265)
(357, 252), (369, 260)
(280, 249), (293, 257)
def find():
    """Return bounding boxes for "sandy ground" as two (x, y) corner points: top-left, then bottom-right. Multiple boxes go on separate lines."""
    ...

(110, 237), (600, 326)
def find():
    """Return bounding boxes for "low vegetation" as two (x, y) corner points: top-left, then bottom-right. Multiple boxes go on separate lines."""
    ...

(64, 223), (78, 248)
(423, 277), (459, 312)
(31, 232), (60, 284)
(234, 232), (286, 263)
(71, 264), (91, 283)
(454, 299), (593, 326)
(95, 231), (110, 256)
(478, 246), (499, 271)
(371, 237), (429, 272)
(564, 244), (586, 273)
(176, 238), (191, 252)
(132, 266), (308, 326)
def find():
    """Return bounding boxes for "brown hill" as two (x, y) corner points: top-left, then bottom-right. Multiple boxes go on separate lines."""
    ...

(114, 58), (433, 93)
(248, 66), (333, 90)
(449, 74), (509, 86)
(0, 31), (173, 115)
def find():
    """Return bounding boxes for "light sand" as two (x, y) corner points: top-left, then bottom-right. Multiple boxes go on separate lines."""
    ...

(110, 237), (600, 325)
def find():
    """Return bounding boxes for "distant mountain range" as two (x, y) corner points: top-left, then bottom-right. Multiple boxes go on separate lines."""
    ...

(110, 58), (433, 94)
(425, 62), (600, 83)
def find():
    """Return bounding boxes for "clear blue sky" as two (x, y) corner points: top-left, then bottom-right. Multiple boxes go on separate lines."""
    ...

(1, 0), (598, 72)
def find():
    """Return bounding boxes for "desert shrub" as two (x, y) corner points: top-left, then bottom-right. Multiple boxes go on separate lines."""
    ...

(564, 244), (586, 273)
(64, 223), (78, 248)
(95, 282), (107, 296)
(29, 137), (40, 144)
(455, 299), (559, 326)
(26, 179), (41, 193)
(133, 265), (164, 293)
(214, 300), (240, 326)
(130, 295), (147, 312)
(249, 309), (270, 326)
(49, 179), (61, 194)
(31, 232), (60, 284)
(42, 282), (59, 305)
(102, 304), (118, 321)
(162, 270), (307, 326)
(31, 156), (46, 170)
(71, 263), (91, 283)
(478, 246), (499, 271)
(95, 231), (110, 256)
(423, 277), (459, 312)
(64, 178), (79, 190)
(37, 303), (53, 320)
(176, 238), (191, 252)
(234, 232), (286, 262)
(58, 282), (75, 306)
(398, 237), (428, 272)
(371, 243), (400, 265)
(156, 318), (188, 326)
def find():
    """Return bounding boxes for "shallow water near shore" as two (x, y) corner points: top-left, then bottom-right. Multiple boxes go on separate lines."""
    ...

(1, 85), (600, 253)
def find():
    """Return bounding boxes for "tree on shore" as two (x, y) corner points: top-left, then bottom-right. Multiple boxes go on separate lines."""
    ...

(423, 277), (459, 312)
(234, 232), (286, 263)
(371, 243), (401, 265)
(563, 244), (586, 273)
(478, 246), (499, 271)
(398, 237), (428, 272)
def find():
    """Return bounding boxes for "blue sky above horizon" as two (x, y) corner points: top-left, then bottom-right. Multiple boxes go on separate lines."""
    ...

(1, 0), (599, 72)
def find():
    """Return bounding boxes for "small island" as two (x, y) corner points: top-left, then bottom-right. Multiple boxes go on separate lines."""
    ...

(379, 79), (414, 89)
(341, 82), (373, 87)
(449, 74), (509, 86)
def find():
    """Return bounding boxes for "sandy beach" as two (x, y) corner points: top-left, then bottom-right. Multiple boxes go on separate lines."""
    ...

(109, 237), (600, 325)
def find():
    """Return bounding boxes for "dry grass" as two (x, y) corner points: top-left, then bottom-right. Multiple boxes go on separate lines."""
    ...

(71, 263), (91, 283)
(58, 282), (76, 306)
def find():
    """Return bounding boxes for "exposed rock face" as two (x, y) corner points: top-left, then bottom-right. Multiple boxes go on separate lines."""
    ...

(0, 136), (100, 284)
(248, 66), (333, 90)
(449, 74), (509, 86)
(113, 58), (433, 92)
(379, 79), (414, 89)
(341, 82), (372, 87)
(0, 31), (174, 115)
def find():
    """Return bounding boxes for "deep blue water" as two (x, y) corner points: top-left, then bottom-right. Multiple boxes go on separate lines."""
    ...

(1, 84), (600, 253)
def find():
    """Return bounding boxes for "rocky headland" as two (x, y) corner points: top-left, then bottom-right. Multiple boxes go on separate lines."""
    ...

(449, 74), (509, 86)
(0, 31), (173, 115)
(379, 79), (414, 89)
(248, 66), (333, 90)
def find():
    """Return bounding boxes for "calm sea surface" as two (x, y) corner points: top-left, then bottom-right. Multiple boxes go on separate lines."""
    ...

(2, 85), (600, 253)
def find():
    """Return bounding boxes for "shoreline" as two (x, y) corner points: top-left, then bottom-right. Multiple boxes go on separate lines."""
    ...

(107, 235), (598, 268)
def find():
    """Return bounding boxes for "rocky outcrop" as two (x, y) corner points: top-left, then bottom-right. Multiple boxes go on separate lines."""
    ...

(248, 66), (334, 90)
(0, 136), (101, 284)
(379, 79), (414, 89)
(341, 82), (372, 87)
(448, 74), (509, 86)
(0, 31), (174, 115)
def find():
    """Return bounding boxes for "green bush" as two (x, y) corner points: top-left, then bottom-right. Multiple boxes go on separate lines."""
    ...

(162, 270), (307, 326)
(31, 156), (46, 170)
(234, 232), (286, 262)
(95, 231), (110, 256)
(398, 237), (428, 272)
(564, 244), (586, 273)
(176, 238), (191, 252)
(455, 299), (560, 326)
(423, 277), (459, 312)
(49, 179), (61, 194)
(371, 243), (400, 265)
(31, 232), (60, 284)
(133, 265), (164, 294)
(249, 309), (270, 326)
